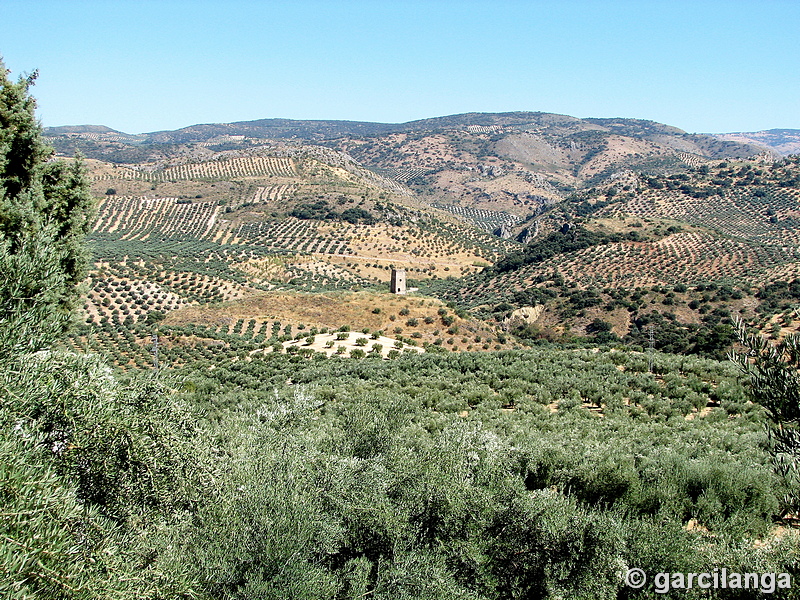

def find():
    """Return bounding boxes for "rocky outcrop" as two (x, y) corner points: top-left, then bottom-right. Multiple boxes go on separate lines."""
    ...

(494, 223), (514, 239)
(516, 227), (533, 244)
(503, 305), (544, 331)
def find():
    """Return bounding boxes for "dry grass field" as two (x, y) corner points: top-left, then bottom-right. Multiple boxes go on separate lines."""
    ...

(164, 290), (515, 352)
(276, 331), (425, 358)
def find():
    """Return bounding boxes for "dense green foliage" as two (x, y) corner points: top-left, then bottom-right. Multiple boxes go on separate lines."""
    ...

(161, 348), (796, 599)
(290, 199), (377, 224)
(492, 226), (638, 274)
(1, 349), (209, 598)
(0, 61), (94, 341)
(734, 319), (800, 517)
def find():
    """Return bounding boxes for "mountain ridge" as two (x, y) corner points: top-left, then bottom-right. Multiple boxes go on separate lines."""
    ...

(44, 111), (783, 152)
(45, 111), (781, 214)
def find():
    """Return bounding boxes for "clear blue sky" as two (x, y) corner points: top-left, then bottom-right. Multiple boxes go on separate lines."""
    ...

(2, 0), (798, 134)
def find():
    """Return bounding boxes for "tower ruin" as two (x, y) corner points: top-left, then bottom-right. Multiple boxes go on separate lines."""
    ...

(390, 268), (406, 294)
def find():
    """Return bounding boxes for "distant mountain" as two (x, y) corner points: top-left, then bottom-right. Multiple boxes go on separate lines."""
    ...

(45, 124), (123, 135)
(44, 112), (779, 212)
(45, 112), (781, 153)
(44, 124), (147, 146)
(143, 118), (403, 143)
(709, 129), (800, 156)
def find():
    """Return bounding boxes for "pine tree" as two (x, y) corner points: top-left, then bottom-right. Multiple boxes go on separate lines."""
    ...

(0, 58), (95, 348)
(0, 61), (206, 598)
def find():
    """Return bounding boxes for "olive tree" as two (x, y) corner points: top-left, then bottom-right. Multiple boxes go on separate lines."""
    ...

(733, 317), (800, 515)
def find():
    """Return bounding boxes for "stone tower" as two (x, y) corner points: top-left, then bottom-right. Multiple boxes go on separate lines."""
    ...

(390, 268), (406, 294)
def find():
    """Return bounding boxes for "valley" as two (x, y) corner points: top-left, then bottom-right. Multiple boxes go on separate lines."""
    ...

(8, 101), (800, 598)
(46, 113), (800, 369)
(4, 2), (800, 594)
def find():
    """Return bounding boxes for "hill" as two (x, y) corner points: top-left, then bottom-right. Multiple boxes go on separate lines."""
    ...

(45, 112), (771, 217)
(70, 142), (519, 368)
(431, 155), (800, 356)
(710, 129), (800, 157)
(42, 112), (800, 365)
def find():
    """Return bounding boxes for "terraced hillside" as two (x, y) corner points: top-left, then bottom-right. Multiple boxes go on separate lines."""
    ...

(429, 156), (800, 356)
(72, 145), (518, 367)
(553, 157), (798, 285)
(47, 112), (768, 219)
(46, 115), (798, 365)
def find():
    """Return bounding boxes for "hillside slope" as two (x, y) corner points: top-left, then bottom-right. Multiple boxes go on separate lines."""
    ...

(430, 155), (800, 355)
(710, 129), (800, 157)
(73, 143), (519, 368)
(46, 112), (770, 217)
(46, 114), (800, 363)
